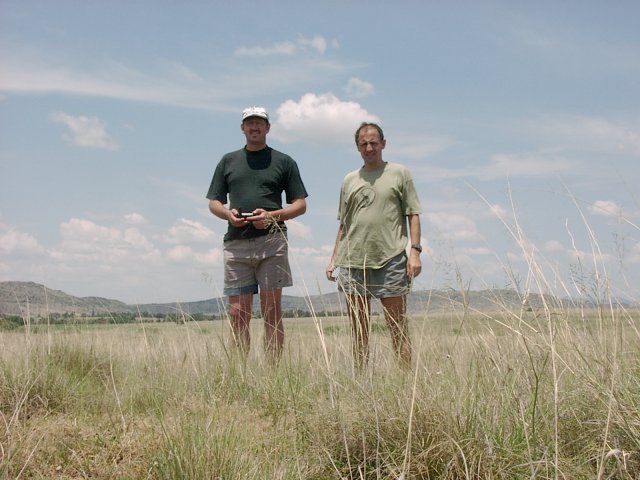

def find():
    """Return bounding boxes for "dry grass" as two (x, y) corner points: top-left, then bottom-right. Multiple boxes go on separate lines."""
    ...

(1, 302), (639, 479)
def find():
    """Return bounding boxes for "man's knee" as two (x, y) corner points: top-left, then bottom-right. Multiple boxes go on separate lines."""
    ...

(227, 296), (253, 319)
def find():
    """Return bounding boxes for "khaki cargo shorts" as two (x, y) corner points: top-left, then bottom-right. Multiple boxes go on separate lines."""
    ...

(222, 232), (292, 296)
(338, 251), (410, 299)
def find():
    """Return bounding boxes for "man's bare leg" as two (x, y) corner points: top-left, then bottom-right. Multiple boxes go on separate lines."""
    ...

(227, 293), (254, 358)
(381, 295), (411, 369)
(260, 288), (284, 363)
(347, 294), (371, 369)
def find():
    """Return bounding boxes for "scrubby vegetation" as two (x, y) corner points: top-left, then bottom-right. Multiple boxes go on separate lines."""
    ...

(2, 191), (639, 478)
(1, 302), (638, 479)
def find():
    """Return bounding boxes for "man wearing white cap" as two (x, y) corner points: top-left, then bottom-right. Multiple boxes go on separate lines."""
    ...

(207, 106), (308, 363)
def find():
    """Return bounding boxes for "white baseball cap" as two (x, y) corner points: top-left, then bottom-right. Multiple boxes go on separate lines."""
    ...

(242, 106), (269, 122)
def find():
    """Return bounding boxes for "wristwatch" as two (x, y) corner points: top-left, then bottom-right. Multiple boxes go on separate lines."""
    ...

(411, 244), (422, 253)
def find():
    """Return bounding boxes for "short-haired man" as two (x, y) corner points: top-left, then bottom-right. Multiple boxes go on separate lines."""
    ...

(207, 106), (308, 363)
(327, 122), (422, 369)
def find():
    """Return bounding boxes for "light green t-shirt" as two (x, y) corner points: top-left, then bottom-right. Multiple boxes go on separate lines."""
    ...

(335, 162), (421, 269)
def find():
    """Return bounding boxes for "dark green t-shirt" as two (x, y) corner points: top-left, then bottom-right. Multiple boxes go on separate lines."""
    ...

(206, 146), (308, 241)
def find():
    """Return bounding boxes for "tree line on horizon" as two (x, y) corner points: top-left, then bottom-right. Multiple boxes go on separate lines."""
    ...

(0, 308), (351, 330)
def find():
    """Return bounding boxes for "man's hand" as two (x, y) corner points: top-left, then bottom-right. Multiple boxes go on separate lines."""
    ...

(407, 251), (422, 279)
(248, 208), (273, 230)
(326, 263), (337, 282)
(228, 209), (252, 227)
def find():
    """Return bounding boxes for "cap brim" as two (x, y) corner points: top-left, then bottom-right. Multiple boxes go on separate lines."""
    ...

(243, 115), (269, 121)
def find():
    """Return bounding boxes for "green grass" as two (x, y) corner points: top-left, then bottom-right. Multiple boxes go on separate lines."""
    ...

(1, 305), (639, 479)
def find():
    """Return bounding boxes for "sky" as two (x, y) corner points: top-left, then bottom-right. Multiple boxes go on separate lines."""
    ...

(1, 1), (639, 305)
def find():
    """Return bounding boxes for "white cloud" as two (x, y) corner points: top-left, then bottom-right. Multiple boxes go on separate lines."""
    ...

(388, 134), (454, 160)
(50, 112), (119, 151)
(411, 164), (462, 181)
(1, 54), (228, 110)
(39, 219), (159, 300)
(235, 42), (297, 57)
(59, 218), (121, 245)
(286, 219), (313, 241)
(345, 77), (374, 98)
(235, 35), (328, 56)
(425, 211), (482, 241)
(194, 249), (223, 266)
(535, 115), (640, 157)
(568, 249), (615, 265)
(589, 200), (622, 218)
(0, 213), (229, 302)
(581, 118), (640, 156)
(543, 240), (564, 252)
(37, 217), (221, 298)
(298, 35), (328, 54)
(412, 151), (578, 182)
(166, 245), (221, 266)
(0, 229), (43, 254)
(0, 43), (351, 112)
(124, 213), (147, 225)
(166, 245), (193, 262)
(478, 153), (577, 180)
(123, 228), (154, 250)
(149, 177), (206, 205)
(458, 247), (493, 256)
(506, 251), (525, 264)
(164, 219), (219, 244)
(291, 244), (333, 257)
(290, 245), (334, 269)
(273, 93), (378, 144)
(630, 242), (640, 263)
(489, 204), (509, 221)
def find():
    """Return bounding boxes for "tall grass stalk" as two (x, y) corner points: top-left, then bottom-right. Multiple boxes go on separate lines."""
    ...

(2, 194), (639, 478)
(1, 304), (639, 478)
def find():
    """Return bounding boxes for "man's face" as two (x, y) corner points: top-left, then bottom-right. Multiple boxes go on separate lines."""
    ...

(357, 127), (385, 166)
(241, 117), (270, 143)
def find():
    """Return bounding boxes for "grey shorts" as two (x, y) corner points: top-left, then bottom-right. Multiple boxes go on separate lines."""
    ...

(223, 232), (292, 296)
(338, 251), (410, 298)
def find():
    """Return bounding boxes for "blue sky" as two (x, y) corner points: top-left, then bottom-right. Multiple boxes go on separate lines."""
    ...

(1, 1), (639, 305)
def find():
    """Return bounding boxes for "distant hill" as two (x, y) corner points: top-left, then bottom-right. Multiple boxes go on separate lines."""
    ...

(0, 281), (573, 319)
(0, 281), (133, 317)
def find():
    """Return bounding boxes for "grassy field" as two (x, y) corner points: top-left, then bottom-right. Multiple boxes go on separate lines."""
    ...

(1, 302), (639, 479)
